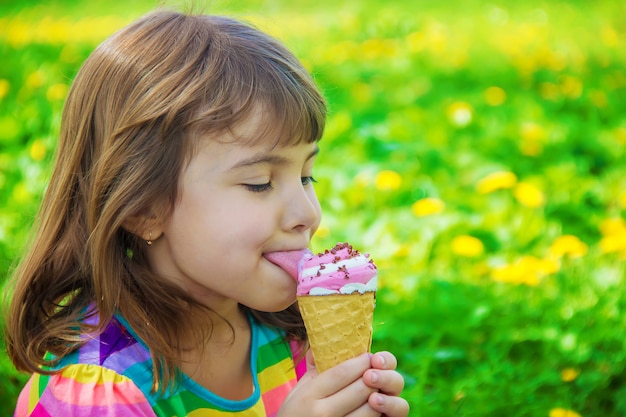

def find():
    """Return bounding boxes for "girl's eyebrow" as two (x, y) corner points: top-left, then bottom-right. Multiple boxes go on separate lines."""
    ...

(229, 146), (319, 171)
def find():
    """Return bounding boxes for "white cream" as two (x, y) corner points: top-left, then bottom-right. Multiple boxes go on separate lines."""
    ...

(306, 276), (377, 295)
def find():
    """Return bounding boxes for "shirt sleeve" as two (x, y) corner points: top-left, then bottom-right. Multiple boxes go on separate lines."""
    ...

(14, 364), (157, 417)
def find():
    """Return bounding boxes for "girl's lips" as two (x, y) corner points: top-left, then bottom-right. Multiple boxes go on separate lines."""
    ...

(264, 249), (312, 281)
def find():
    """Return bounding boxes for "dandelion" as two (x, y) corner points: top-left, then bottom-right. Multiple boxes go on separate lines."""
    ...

(476, 171), (517, 194)
(374, 170), (402, 191)
(520, 122), (546, 142)
(598, 218), (626, 254)
(11, 182), (31, 204)
(520, 122), (546, 156)
(484, 86), (507, 106)
(393, 245), (411, 259)
(514, 182), (545, 208)
(560, 75), (583, 99)
(26, 70), (45, 89)
(560, 368), (579, 382)
(491, 256), (556, 286)
(446, 101), (473, 127)
(549, 408), (582, 417)
(599, 218), (626, 236)
(406, 31), (425, 53)
(411, 197), (445, 217)
(599, 234), (626, 254)
(29, 139), (47, 161)
(451, 235), (484, 258)
(315, 223), (330, 239)
(361, 38), (398, 60)
(601, 25), (619, 47)
(550, 235), (588, 259)
(46, 83), (69, 101)
(0, 79), (10, 100)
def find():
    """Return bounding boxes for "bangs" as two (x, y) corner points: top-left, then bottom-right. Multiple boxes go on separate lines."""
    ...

(184, 15), (326, 148)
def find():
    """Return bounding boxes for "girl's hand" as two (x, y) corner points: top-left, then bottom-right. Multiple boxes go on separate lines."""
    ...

(278, 352), (380, 417)
(363, 351), (410, 417)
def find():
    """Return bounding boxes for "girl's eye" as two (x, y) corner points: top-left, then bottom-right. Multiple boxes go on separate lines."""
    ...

(302, 176), (317, 186)
(244, 182), (273, 193)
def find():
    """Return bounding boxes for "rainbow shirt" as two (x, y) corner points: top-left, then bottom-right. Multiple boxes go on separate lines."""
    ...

(14, 313), (304, 416)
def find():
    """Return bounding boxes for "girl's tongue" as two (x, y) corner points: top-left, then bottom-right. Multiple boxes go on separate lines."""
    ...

(264, 249), (312, 280)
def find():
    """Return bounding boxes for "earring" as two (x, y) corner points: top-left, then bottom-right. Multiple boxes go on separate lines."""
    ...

(146, 232), (153, 246)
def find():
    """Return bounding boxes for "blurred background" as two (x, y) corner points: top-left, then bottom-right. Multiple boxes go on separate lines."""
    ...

(1, 0), (625, 415)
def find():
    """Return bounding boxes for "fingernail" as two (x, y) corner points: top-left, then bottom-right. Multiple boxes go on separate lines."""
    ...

(370, 371), (379, 383)
(377, 353), (386, 367)
(374, 393), (385, 406)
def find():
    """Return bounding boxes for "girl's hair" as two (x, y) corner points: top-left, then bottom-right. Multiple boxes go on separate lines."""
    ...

(4, 9), (326, 390)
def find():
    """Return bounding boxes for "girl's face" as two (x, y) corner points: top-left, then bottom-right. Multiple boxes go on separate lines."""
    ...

(148, 115), (322, 313)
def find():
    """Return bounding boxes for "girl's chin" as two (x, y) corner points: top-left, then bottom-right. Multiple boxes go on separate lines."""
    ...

(251, 296), (297, 313)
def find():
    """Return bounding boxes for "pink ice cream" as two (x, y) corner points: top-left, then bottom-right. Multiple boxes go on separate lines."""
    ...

(265, 243), (377, 296)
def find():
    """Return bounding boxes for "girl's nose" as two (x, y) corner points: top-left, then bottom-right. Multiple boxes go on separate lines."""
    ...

(284, 184), (321, 233)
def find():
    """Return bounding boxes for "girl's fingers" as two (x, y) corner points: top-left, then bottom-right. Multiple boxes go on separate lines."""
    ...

(306, 352), (373, 397)
(346, 401), (382, 417)
(368, 393), (410, 417)
(324, 376), (377, 417)
(363, 368), (405, 396)
(370, 351), (397, 370)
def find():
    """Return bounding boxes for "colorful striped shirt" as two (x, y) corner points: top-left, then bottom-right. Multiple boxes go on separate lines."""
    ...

(14, 313), (304, 416)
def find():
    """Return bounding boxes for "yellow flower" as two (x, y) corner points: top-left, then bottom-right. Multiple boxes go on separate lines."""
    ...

(411, 197), (445, 217)
(549, 408), (582, 417)
(315, 223), (330, 239)
(520, 122), (546, 156)
(393, 245), (411, 259)
(375, 170), (402, 191)
(540, 257), (561, 274)
(352, 82), (372, 105)
(26, 70), (45, 89)
(599, 218), (626, 236)
(46, 83), (69, 101)
(520, 122), (546, 142)
(549, 235), (588, 259)
(446, 101), (473, 127)
(514, 182), (545, 208)
(560, 368), (580, 382)
(451, 235), (484, 258)
(560, 75), (583, 99)
(601, 25), (619, 47)
(361, 38), (398, 60)
(476, 171), (517, 194)
(11, 182), (31, 204)
(0, 79), (10, 100)
(29, 139), (47, 161)
(600, 234), (626, 254)
(406, 31), (425, 53)
(484, 86), (506, 106)
(491, 256), (555, 286)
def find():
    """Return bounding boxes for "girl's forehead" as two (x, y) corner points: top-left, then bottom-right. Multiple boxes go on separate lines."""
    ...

(209, 104), (314, 148)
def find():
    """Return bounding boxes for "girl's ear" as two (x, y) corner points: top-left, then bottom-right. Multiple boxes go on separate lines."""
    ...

(122, 214), (164, 243)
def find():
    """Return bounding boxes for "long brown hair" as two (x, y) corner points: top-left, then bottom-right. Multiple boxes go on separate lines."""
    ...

(4, 9), (325, 391)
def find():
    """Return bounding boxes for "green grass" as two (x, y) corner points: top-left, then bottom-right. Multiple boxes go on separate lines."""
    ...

(1, 0), (626, 415)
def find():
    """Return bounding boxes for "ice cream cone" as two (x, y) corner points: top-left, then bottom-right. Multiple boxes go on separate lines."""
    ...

(298, 292), (375, 373)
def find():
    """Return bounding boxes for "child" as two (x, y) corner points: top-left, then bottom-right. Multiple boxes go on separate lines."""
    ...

(5, 9), (409, 417)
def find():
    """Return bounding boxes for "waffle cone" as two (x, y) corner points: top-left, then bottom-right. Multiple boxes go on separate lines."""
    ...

(297, 292), (375, 373)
